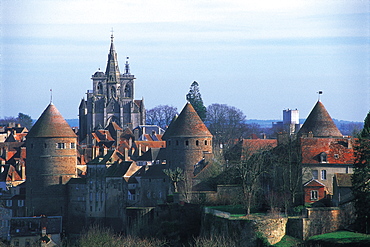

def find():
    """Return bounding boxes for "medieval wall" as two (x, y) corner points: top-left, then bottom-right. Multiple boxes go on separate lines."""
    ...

(201, 208), (287, 246)
(287, 206), (356, 240)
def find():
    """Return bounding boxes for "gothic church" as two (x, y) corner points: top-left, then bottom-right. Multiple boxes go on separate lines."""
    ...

(79, 34), (145, 144)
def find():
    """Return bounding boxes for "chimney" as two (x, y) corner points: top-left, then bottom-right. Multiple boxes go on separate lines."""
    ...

(347, 138), (352, 149)
(124, 148), (129, 161)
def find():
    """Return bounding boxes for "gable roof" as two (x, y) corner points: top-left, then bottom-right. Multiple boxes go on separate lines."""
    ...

(298, 101), (342, 138)
(335, 173), (352, 187)
(162, 103), (212, 139)
(27, 104), (76, 138)
(303, 178), (326, 187)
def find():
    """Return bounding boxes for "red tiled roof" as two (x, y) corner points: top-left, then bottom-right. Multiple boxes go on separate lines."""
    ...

(27, 104), (77, 138)
(241, 139), (277, 155)
(300, 137), (355, 164)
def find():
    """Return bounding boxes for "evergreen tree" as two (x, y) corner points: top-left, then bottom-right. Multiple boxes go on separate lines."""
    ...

(352, 111), (370, 233)
(186, 81), (207, 120)
(17, 113), (33, 129)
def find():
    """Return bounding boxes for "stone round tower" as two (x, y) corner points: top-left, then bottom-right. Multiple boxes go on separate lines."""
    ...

(162, 103), (213, 181)
(26, 103), (77, 216)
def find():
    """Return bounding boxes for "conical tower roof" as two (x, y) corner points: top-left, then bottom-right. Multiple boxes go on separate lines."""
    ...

(27, 103), (77, 138)
(162, 103), (212, 138)
(298, 100), (342, 138)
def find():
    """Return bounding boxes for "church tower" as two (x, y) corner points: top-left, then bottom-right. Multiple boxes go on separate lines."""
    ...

(26, 103), (77, 216)
(79, 34), (145, 144)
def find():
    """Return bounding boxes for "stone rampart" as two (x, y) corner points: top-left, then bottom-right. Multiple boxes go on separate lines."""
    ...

(201, 208), (287, 246)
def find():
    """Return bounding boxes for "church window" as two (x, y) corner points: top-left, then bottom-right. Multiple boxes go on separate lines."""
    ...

(312, 170), (318, 180)
(205, 140), (207, 145)
(310, 190), (318, 200)
(124, 85), (131, 97)
(44, 143), (47, 148)
(185, 140), (189, 146)
(321, 170), (327, 180)
(70, 143), (76, 149)
(168, 141), (171, 146)
(6, 200), (12, 207)
(196, 140), (199, 146)
(176, 140), (179, 146)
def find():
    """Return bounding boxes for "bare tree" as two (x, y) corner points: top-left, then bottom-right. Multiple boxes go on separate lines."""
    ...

(231, 146), (272, 215)
(146, 105), (178, 129)
(163, 167), (185, 193)
(206, 104), (251, 148)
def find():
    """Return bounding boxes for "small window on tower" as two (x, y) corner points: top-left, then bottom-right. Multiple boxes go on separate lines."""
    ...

(70, 143), (76, 149)
(56, 143), (65, 149)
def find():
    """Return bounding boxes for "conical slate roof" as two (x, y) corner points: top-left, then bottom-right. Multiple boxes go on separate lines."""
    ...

(27, 103), (77, 138)
(162, 103), (212, 139)
(298, 100), (342, 138)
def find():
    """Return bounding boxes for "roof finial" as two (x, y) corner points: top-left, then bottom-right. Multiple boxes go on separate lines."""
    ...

(110, 28), (114, 42)
(317, 90), (323, 101)
(50, 89), (53, 105)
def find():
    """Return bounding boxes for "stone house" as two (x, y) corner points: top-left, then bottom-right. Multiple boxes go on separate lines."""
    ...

(297, 100), (355, 204)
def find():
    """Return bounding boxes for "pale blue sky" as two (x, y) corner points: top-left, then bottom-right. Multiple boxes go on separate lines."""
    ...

(1, 0), (369, 122)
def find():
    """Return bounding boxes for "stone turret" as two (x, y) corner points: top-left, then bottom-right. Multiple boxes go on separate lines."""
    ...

(163, 103), (213, 183)
(26, 103), (77, 216)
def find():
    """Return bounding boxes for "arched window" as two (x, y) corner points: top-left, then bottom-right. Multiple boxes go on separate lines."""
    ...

(111, 86), (116, 98)
(97, 82), (103, 94)
(124, 85), (131, 97)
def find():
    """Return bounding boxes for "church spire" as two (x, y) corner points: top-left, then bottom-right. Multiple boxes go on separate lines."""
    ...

(105, 32), (121, 85)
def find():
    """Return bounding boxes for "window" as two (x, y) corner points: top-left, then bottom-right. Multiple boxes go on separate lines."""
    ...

(168, 141), (171, 146)
(56, 143), (65, 149)
(320, 152), (327, 163)
(334, 154), (339, 159)
(321, 170), (327, 180)
(196, 140), (199, 146)
(185, 140), (189, 146)
(312, 170), (318, 180)
(44, 143), (47, 148)
(18, 200), (24, 207)
(176, 140), (179, 146)
(6, 200), (12, 207)
(311, 190), (318, 200)
(205, 140), (208, 145)
(70, 143), (76, 149)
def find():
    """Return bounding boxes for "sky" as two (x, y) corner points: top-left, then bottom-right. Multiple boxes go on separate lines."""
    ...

(1, 0), (369, 123)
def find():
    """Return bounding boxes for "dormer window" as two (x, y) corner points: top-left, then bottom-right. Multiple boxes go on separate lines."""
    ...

(319, 152), (327, 163)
